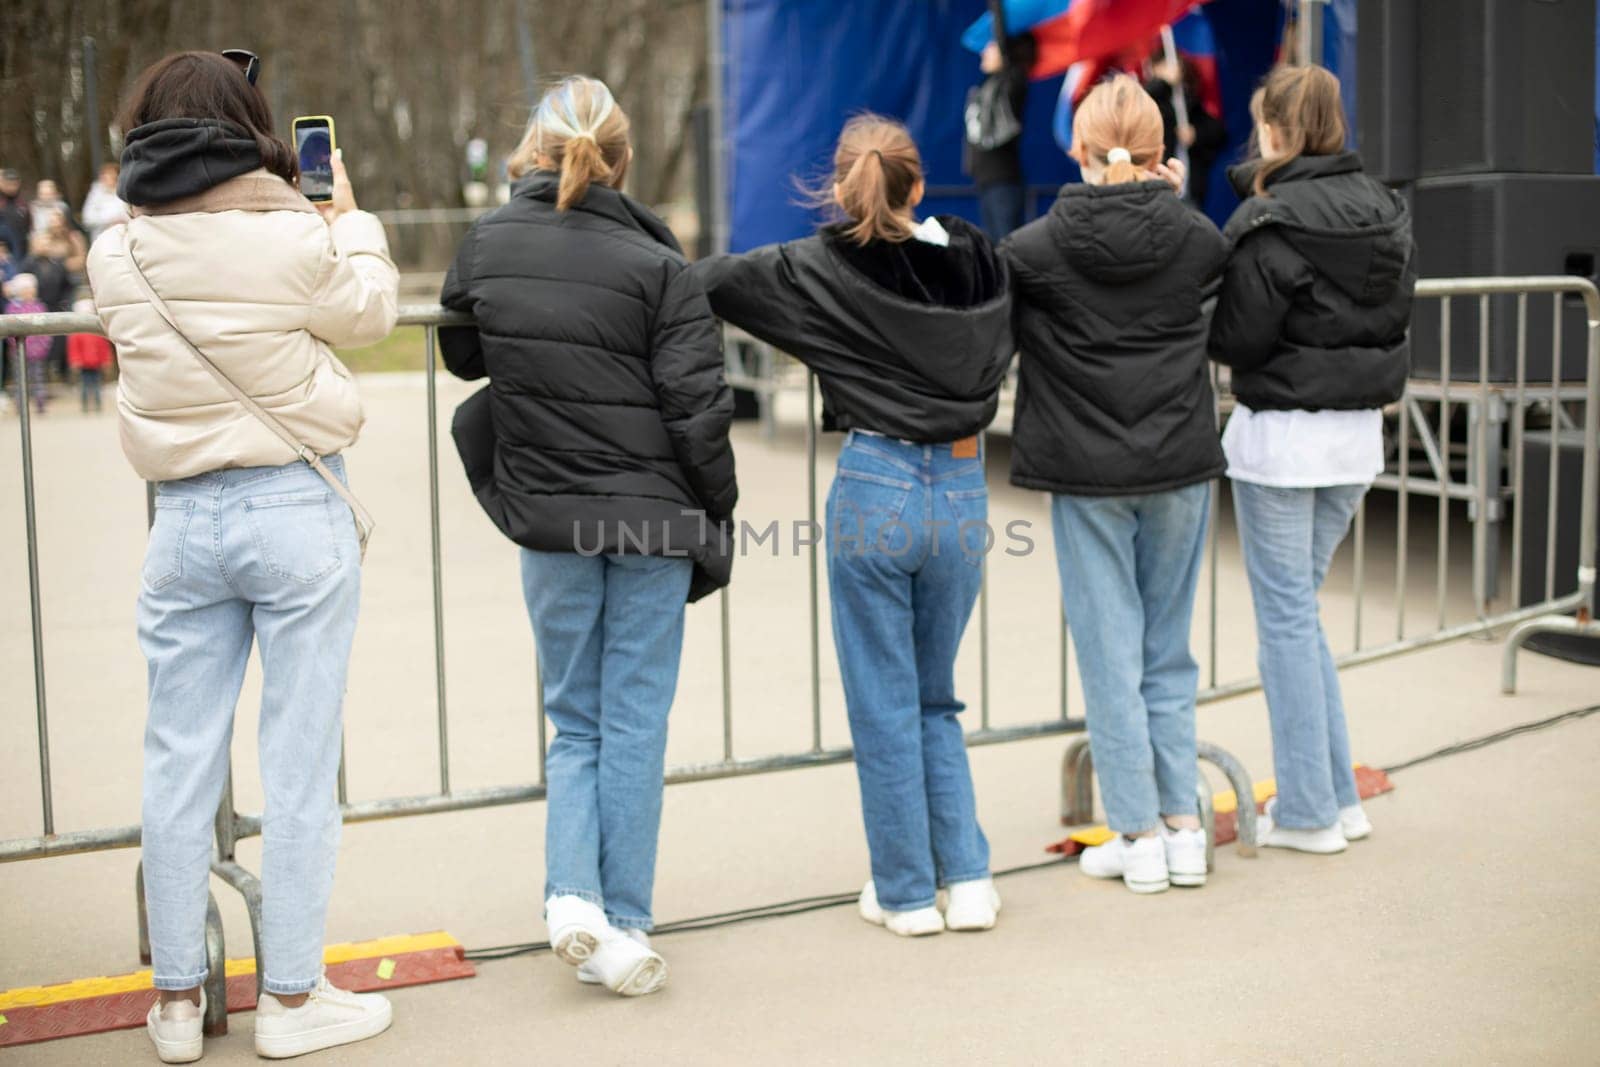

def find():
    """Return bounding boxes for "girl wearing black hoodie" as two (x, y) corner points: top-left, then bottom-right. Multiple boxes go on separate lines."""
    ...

(1209, 65), (1416, 855)
(691, 116), (1014, 937)
(1003, 76), (1226, 894)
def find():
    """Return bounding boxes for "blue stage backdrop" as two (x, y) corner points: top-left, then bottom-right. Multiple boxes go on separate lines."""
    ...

(719, 0), (1290, 252)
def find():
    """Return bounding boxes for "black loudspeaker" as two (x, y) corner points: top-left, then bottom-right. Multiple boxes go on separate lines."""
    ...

(1416, 0), (1596, 177)
(1357, 0), (1420, 184)
(1519, 430), (1600, 666)
(1407, 173), (1600, 382)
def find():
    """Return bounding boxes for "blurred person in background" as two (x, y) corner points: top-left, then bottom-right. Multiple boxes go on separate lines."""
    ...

(968, 32), (1037, 243)
(0, 168), (30, 255)
(68, 297), (113, 412)
(83, 162), (131, 242)
(1146, 54), (1227, 212)
(89, 49), (398, 1062)
(21, 220), (78, 381)
(4, 273), (52, 412)
(30, 179), (74, 236)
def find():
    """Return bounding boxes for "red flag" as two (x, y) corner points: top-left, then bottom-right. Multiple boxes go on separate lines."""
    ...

(1030, 0), (1203, 80)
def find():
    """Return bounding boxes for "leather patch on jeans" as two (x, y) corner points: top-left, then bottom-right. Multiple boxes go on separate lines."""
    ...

(951, 436), (979, 459)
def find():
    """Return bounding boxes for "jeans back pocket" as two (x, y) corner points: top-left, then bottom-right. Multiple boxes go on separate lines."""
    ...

(142, 497), (196, 591)
(943, 486), (990, 568)
(244, 490), (343, 584)
(830, 469), (916, 558)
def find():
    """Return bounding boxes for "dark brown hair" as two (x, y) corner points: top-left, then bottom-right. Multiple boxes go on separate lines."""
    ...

(118, 52), (298, 185)
(1251, 64), (1345, 195)
(824, 114), (923, 245)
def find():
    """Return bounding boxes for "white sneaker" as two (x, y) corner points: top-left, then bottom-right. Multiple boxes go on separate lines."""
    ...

(577, 927), (649, 985)
(254, 976), (392, 1059)
(858, 881), (944, 936)
(1079, 834), (1170, 893)
(146, 989), (204, 1063)
(1339, 804), (1373, 841)
(1259, 798), (1348, 854)
(584, 927), (668, 996)
(1161, 825), (1208, 887)
(943, 878), (1001, 932)
(545, 894), (609, 967)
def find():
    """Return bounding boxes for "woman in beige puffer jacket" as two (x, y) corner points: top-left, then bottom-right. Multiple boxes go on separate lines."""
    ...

(86, 51), (399, 1063)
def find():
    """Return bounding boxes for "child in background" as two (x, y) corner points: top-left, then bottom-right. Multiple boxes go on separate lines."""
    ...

(68, 298), (113, 412)
(4, 272), (50, 412)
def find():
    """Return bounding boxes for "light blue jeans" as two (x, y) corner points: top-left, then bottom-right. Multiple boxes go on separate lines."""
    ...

(139, 456), (360, 995)
(1051, 484), (1210, 834)
(825, 432), (991, 912)
(1230, 479), (1366, 830)
(520, 549), (693, 931)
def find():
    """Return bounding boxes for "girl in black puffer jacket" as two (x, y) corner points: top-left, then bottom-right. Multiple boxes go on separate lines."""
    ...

(1209, 65), (1416, 856)
(440, 76), (737, 996)
(1003, 75), (1224, 895)
(692, 116), (1013, 938)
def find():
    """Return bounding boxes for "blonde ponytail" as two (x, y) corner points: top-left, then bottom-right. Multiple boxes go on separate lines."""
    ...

(559, 132), (613, 211)
(508, 75), (631, 211)
(1070, 75), (1164, 185)
(818, 114), (923, 246)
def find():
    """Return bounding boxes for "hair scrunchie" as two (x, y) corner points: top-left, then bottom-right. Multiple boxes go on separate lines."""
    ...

(1106, 147), (1133, 165)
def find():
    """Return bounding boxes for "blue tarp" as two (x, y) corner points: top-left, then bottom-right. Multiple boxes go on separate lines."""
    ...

(720, 0), (1285, 251)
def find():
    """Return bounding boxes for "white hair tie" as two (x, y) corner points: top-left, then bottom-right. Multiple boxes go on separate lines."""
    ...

(1106, 147), (1132, 165)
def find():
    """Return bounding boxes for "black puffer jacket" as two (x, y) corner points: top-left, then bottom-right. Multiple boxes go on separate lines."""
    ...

(691, 217), (1013, 443)
(440, 173), (737, 602)
(1003, 180), (1227, 496)
(1209, 152), (1416, 411)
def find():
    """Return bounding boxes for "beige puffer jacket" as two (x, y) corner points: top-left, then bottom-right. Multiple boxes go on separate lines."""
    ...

(88, 169), (398, 482)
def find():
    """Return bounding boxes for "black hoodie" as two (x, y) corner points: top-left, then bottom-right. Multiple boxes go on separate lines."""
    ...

(118, 118), (264, 207)
(690, 216), (1013, 443)
(1002, 180), (1228, 496)
(1209, 152), (1417, 412)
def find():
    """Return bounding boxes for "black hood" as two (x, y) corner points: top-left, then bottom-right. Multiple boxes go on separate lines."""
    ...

(816, 215), (1012, 397)
(1224, 152), (1412, 307)
(118, 118), (265, 207)
(1049, 180), (1189, 284)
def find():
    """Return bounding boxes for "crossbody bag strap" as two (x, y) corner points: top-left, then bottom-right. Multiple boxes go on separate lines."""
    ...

(123, 240), (375, 560)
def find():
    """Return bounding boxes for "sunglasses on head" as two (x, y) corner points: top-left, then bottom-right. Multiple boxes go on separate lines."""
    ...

(221, 49), (260, 86)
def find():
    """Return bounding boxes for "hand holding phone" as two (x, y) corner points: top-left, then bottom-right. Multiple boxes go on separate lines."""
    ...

(313, 151), (358, 225)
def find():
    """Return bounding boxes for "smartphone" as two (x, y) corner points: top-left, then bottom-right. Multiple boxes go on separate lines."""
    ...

(291, 116), (336, 202)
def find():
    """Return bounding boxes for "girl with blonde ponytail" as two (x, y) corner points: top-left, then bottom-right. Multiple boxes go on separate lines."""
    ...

(441, 75), (738, 996)
(1002, 74), (1228, 894)
(693, 115), (1014, 938)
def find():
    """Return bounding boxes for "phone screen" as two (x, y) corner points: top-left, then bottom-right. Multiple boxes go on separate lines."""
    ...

(294, 118), (334, 201)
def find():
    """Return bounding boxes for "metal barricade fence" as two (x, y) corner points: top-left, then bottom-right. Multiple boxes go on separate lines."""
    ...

(2, 276), (1595, 1032)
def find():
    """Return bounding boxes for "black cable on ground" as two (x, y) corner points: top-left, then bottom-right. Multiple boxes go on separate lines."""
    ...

(463, 701), (1600, 964)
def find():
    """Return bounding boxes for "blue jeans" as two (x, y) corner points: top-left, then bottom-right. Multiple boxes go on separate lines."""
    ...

(825, 432), (991, 911)
(520, 549), (693, 930)
(977, 182), (1026, 244)
(139, 456), (360, 995)
(1051, 484), (1210, 834)
(1230, 479), (1366, 830)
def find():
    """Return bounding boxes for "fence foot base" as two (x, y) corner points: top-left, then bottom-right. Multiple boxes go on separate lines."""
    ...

(1197, 741), (1258, 858)
(202, 893), (228, 1036)
(1501, 613), (1599, 694)
(1059, 738), (1095, 825)
(212, 859), (265, 999)
(135, 860), (152, 965)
